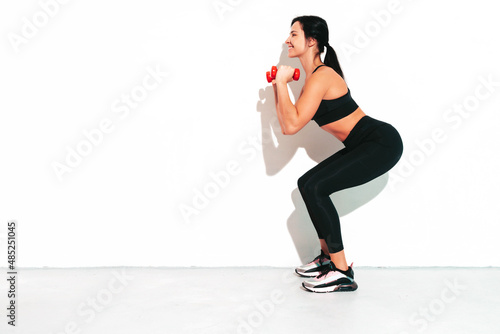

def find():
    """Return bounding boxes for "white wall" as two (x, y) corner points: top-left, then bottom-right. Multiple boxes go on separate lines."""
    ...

(1, 0), (499, 268)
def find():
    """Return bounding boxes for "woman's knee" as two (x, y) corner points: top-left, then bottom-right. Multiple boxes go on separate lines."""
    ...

(299, 177), (328, 199)
(297, 173), (310, 192)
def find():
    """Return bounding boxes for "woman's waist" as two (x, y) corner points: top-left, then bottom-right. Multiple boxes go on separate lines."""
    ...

(320, 107), (367, 142)
(341, 114), (392, 147)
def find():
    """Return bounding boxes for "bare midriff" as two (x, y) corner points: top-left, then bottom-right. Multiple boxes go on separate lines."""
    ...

(320, 107), (366, 142)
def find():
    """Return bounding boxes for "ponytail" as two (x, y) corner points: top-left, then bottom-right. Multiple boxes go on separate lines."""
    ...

(291, 16), (345, 80)
(324, 44), (344, 80)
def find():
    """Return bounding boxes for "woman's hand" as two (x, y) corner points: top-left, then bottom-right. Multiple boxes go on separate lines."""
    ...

(274, 65), (295, 84)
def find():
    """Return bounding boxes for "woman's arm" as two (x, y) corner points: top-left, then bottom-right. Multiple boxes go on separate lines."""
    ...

(272, 82), (287, 135)
(274, 66), (327, 135)
(276, 80), (304, 135)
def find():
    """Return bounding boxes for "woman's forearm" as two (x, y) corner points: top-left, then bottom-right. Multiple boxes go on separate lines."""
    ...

(275, 81), (298, 134)
(273, 83), (287, 134)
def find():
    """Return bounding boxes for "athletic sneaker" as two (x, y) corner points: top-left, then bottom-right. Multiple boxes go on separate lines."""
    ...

(302, 262), (358, 293)
(295, 250), (331, 277)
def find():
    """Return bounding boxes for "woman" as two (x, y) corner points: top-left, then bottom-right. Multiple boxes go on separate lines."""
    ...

(272, 15), (403, 293)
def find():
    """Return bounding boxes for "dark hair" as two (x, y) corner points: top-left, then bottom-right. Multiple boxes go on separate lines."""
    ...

(291, 15), (344, 79)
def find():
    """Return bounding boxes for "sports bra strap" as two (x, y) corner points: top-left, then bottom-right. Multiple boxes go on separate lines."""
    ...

(312, 64), (327, 74)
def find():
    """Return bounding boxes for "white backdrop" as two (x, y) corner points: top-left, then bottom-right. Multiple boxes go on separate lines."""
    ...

(1, 0), (499, 268)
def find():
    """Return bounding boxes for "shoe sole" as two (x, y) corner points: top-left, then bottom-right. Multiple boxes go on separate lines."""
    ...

(301, 281), (358, 293)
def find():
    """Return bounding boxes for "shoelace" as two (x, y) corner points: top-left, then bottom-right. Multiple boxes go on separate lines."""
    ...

(316, 261), (337, 279)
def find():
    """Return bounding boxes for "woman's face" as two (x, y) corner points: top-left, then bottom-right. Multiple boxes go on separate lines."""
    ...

(285, 21), (306, 57)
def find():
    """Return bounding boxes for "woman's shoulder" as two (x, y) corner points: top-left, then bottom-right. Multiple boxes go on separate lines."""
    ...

(310, 66), (347, 99)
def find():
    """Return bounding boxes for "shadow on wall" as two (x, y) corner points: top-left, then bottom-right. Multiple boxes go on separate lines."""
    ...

(256, 44), (389, 264)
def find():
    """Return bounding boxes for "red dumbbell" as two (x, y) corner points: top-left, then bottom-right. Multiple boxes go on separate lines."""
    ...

(266, 66), (300, 83)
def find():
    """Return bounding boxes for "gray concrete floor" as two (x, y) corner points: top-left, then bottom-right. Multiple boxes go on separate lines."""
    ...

(2, 267), (499, 333)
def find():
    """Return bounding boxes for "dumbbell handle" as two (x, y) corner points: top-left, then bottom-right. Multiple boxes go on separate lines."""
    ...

(266, 66), (300, 83)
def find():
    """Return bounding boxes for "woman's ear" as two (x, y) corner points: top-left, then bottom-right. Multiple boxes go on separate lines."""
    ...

(307, 37), (317, 48)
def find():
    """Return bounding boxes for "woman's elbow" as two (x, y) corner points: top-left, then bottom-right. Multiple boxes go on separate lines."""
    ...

(283, 124), (299, 135)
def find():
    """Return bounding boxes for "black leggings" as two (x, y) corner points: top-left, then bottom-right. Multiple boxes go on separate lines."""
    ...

(298, 115), (403, 253)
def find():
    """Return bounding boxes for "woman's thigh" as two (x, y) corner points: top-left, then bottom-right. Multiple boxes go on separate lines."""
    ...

(298, 148), (347, 186)
(301, 125), (403, 195)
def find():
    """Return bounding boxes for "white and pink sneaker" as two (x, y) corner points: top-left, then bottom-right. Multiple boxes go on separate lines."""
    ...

(302, 262), (358, 293)
(295, 251), (331, 277)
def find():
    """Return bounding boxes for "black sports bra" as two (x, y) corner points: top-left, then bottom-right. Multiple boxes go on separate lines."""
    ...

(310, 65), (359, 126)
